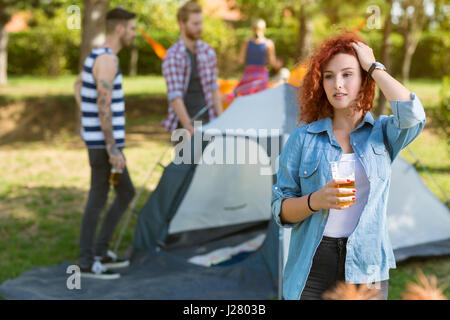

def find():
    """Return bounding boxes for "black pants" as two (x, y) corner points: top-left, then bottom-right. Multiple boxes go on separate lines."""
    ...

(79, 148), (135, 268)
(300, 236), (389, 300)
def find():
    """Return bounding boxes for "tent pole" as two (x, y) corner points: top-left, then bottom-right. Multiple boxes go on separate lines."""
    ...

(406, 147), (450, 207)
(277, 134), (285, 300)
(113, 144), (172, 254)
(113, 106), (210, 255)
(278, 227), (284, 300)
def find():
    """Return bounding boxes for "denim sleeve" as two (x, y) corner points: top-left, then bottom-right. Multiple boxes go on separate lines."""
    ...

(271, 129), (303, 229)
(382, 92), (426, 161)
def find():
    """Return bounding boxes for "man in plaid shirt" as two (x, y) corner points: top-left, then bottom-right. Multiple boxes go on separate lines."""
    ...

(161, 1), (222, 136)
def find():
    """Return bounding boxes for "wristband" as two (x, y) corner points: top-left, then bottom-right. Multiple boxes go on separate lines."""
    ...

(307, 192), (318, 212)
(368, 62), (386, 80)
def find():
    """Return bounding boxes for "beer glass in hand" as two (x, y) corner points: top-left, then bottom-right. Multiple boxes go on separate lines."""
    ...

(330, 160), (355, 206)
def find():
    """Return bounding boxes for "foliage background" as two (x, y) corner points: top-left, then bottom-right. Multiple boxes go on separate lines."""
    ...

(5, 1), (450, 79)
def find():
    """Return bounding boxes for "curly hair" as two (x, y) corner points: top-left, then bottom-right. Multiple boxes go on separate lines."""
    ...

(298, 31), (376, 125)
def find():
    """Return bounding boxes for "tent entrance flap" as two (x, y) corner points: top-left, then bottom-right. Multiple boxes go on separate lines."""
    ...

(164, 220), (269, 251)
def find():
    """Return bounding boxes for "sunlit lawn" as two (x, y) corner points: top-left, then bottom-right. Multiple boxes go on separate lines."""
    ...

(0, 76), (448, 299)
(0, 75), (167, 99)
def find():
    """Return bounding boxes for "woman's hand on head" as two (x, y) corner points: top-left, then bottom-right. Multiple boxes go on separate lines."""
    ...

(351, 41), (376, 72)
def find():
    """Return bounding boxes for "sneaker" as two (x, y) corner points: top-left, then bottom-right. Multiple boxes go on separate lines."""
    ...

(98, 250), (130, 269)
(80, 261), (120, 280)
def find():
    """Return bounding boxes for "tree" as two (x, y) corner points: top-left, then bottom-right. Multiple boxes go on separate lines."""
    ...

(79, 0), (110, 72)
(0, 8), (8, 85)
(397, 0), (428, 82)
(375, 0), (394, 117)
(108, 0), (183, 75)
(0, 0), (63, 85)
(294, 0), (315, 62)
(0, 0), (17, 85)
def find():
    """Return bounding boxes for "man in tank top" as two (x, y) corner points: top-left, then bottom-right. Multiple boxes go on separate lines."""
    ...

(74, 8), (136, 279)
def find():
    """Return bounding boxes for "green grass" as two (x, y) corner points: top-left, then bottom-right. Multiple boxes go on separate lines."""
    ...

(121, 75), (167, 97)
(0, 75), (167, 99)
(1, 75), (442, 104)
(389, 256), (450, 300)
(0, 75), (78, 97)
(0, 134), (173, 287)
(0, 75), (448, 300)
(400, 131), (450, 204)
(397, 79), (449, 204)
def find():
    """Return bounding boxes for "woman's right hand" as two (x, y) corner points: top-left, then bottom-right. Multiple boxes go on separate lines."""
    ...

(310, 178), (356, 211)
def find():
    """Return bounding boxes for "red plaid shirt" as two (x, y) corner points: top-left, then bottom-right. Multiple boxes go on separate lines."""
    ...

(161, 38), (219, 133)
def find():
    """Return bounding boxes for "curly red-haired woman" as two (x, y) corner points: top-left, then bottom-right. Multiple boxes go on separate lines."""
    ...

(272, 31), (426, 300)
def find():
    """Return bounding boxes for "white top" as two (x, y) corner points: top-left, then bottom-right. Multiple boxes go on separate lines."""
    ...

(323, 153), (370, 238)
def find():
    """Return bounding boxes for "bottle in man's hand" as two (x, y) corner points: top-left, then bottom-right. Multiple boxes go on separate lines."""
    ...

(109, 167), (123, 185)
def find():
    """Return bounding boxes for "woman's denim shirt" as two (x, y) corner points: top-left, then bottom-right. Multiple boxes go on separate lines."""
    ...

(271, 92), (426, 300)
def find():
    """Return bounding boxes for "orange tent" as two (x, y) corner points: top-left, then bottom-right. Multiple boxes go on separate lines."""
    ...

(138, 27), (167, 59)
(6, 12), (30, 33)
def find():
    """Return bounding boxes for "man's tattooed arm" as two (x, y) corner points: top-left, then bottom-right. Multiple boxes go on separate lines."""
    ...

(94, 54), (120, 156)
(97, 79), (119, 155)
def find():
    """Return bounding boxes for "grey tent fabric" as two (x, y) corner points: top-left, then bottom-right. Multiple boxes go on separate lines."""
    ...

(132, 161), (197, 251)
(394, 239), (450, 262)
(202, 83), (299, 135)
(387, 157), (450, 253)
(0, 219), (279, 300)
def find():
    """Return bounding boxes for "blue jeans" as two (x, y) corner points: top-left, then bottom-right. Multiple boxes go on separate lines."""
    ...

(300, 236), (389, 300)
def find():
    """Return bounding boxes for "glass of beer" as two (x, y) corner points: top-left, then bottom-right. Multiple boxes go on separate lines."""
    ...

(109, 166), (123, 185)
(330, 160), (355, 206)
